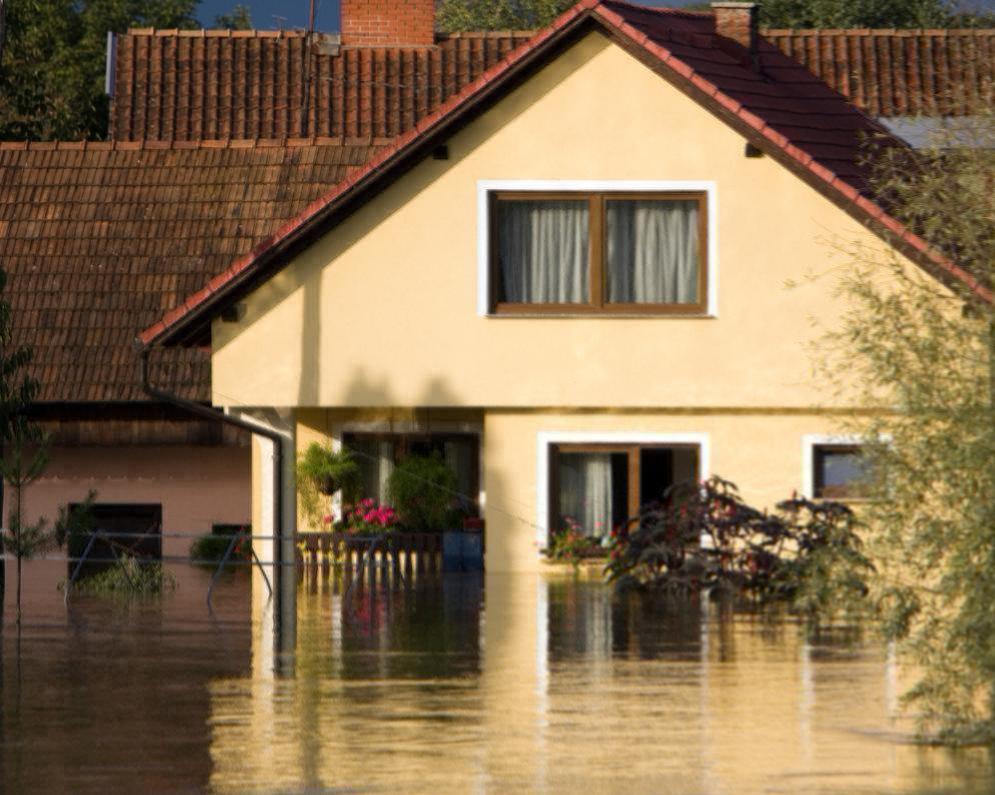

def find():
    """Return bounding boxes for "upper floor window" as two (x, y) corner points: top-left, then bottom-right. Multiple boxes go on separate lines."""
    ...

(813, 444), (870, 500)
(490, 191), (707, 315)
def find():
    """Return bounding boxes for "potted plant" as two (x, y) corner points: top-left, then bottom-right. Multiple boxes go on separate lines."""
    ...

(387, 454), (482, 571)
(296, 443), (360, 528)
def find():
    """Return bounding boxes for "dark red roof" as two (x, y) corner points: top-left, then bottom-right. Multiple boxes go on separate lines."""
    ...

(0, 139), (381, 402)
(110, 29), (534, 141)
(765, 28), (995, 117)
(109, 25), (995, 143)
(140, 0), (989, 349)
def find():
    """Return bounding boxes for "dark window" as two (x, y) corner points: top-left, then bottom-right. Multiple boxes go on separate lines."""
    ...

(550, 444), (699, 543)
(342, 433), (479, 515)
(491, 192), (707, 315)
(67, 503), (162, 578)
(813, 445), (869, 499)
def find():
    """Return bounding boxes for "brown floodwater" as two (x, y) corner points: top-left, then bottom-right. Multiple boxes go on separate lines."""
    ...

(2, 564), (994, 793)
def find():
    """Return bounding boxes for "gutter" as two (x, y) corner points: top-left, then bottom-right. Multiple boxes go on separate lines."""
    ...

(139, 349), (284, 557)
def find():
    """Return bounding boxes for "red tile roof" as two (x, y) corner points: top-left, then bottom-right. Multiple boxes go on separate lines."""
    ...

(110, 29), (534, 141)
(764, 28), (995, 117)
(140, 1), (989, 350)
(109, 24), (995, 143)
(0, 139), (382, 402)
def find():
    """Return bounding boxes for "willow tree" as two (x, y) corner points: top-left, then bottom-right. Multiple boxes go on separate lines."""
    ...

(822, 110), (995, 743)
(436, 0), (573, 31)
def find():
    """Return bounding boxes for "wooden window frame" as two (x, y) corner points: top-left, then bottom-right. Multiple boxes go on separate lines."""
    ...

(490, 191), (709, 316)
(548, 443), (700, 539)
(812, 444), (868, 501)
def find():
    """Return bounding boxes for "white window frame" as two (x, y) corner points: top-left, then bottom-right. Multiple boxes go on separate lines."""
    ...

(535, 430), (710, 553)
(476, 180), (719, 317)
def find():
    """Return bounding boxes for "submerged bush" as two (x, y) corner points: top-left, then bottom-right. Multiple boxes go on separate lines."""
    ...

(189, 526), (251, 565)
(606, 476), (873, 624)
(67, 555), (177, 596)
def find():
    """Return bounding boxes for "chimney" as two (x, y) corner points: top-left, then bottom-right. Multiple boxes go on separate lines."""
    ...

(712, 2), (759, 68)
(340, 0), (436, 47)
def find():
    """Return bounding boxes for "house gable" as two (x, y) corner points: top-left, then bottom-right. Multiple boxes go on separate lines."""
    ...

(205, 29), (929, 410)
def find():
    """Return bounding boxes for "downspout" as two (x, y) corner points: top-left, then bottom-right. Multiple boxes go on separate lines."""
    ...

(139, 350), (286, 591)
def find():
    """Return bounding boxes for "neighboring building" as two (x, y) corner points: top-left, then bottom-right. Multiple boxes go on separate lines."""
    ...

(138, 0), (988, 573)
(764, 28), (995, 146)
(0, 141), (376, 587)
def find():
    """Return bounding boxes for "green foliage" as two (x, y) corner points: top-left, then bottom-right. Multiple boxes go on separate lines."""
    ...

(214, 4), (251, 30)
(386, 454), (459, 532)
(0, 0), (199, 141)
(189, 525), (251, 564)
(606, 476), (872, 626)
(68, 554), (176, 596)
(436, 0), (574, 32)
(296, 443), (360, 527)
(818, 111), (995, 742)
(757, 0), (989, 27)
(547, 516), (607, 568)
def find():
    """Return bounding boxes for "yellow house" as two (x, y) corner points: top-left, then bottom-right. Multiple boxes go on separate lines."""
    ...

(138, 0), (983, 574)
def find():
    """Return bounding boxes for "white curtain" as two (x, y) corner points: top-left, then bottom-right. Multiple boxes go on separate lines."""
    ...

(498, 200), (589, 303)
(606, 199), (699, 303)
(558, 453), (613, 539)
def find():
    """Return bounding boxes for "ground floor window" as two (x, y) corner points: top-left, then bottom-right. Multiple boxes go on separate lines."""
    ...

(67, 503), (162, 578)
(549, 444), (699, 541)
(342, 432), (480, 515)
(813, 444), (868, 499)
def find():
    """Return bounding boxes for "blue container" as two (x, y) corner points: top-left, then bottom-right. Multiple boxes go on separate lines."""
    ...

(442, 531), (484, 572)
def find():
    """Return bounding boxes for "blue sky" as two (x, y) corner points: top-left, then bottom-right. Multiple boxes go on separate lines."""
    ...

(197, 0), (695, 29)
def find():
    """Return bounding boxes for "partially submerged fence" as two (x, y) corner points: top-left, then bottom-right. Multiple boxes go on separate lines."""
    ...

(297, 531), (443, 581)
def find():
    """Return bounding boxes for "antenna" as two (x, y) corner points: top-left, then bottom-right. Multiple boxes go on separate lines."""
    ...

(300, 0), (318, 137)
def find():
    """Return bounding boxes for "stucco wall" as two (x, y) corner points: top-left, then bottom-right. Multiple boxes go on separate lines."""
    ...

(212, 29), (913, 410)
(8, 445), (251, 600)
(484, 410), (856, 572)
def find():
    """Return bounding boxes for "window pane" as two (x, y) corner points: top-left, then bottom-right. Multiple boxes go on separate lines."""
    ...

(497, 200), (589, 303)
(605, 199), (699, 304)
(556, 452), (616, 539)
(349, 436), (395, 504)
(815, 446), (868, 498)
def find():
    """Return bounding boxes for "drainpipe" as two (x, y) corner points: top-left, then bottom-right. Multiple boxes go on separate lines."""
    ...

(139, 350), (296, 672)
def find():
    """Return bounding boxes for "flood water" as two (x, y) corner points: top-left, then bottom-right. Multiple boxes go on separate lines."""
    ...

(2, 565), (994, 793)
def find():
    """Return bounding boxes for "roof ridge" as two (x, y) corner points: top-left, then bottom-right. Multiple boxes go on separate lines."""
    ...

(126, 27), (311, 38)
(0, 137), (396, 152)
(762, 27), (995, 35)
(438, 30), (537, 39)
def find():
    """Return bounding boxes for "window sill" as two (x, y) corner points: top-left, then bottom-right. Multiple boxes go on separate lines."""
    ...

(485, 310), (717, 319)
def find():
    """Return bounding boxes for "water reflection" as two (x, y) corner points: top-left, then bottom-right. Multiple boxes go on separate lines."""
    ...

(2, 568), (994, 793)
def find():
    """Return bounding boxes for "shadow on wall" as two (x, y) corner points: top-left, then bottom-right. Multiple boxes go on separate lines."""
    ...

(217, 33), (606, 407)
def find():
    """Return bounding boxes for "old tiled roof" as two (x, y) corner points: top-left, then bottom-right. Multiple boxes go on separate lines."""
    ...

(109, 24), (995, 142)
(110, 29), (534, 141)
(0, 139), (382, 402)
(765, 28), (995, 116)
(141, 0), (990, 349)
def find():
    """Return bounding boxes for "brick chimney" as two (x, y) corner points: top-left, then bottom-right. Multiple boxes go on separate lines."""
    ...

(340, 0), (436, 47)
(712, 2), (759, 68)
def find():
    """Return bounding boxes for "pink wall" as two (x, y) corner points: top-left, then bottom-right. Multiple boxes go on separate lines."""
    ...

(4, 445), (251, 612)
